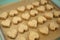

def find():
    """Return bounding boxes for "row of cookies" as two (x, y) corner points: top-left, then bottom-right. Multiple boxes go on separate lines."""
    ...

(0, 0), (54, 19)
(0, 9), (60, 21)
(0, 5), (54, 19)
(1, 10), (60, 28)
(6, 20), (59, 39)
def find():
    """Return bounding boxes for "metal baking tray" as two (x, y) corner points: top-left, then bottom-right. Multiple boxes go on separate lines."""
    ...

(0, 0), (60, 40)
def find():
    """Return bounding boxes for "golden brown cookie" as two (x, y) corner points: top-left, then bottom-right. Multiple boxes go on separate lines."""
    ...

(49, 21), (59, 31)
(21, 12), (30, 20)
(18, 23), (28, 33)
(9, 10), (18, 16)
(37, 6), (45, 12)
(38, 25), (49, 34)
(44, 12), (53, 19)
(32, 1), (40, 6)
(26, 4), (34, 10)
(17, 6), (25, 12)
(28, 19), (37, 28)
(46, 4), (54, 10)
(29, 31), (39, 40)
(53, 10), (60, 17)
(0, 12), (8, 19)
(12, 16), (22, 24)
(7, 27), (17, 38)
(1, 19), (11, 27)
(30, 9), (38, 16)
(37, 16), (47, 24)
(41, 0), (47, 4)
(15, 36), (26, 40)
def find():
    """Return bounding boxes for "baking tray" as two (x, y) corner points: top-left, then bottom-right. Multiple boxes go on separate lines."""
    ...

(0, 0), (60, 40)
(0, 27), (5, 40)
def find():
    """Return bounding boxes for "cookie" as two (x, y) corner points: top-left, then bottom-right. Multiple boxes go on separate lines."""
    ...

(49, 21), (59, 31)
(0, 12), (8, 19)
(26, 4), (34, 10)
(29, 31), (39, 40)
(37, 16), (47, 24)
(17, 6), (25, 12)
(18, 23), (28, 33)
(53, 10), (60, 17)
(9, 10), (18, 16)
(37, 6), (45, 12)
(32, 1), (40, 6)
(30, 9), (38, 16)
(44, 12), (53, 19)
(28, 19), (37, 28)
(15, 36), (26, 40)
(41, 0), (47, 4)
(7, 27), (17, 38)
(46, 4), (54, 10)
(1, 19), (11, 27)
(12, 16), (22, 24)
(38, 25), (49, 34)
(21, 12), (30, 20)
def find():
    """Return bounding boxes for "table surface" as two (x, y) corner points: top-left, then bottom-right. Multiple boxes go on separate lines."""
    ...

(51, 0), (60, 8)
